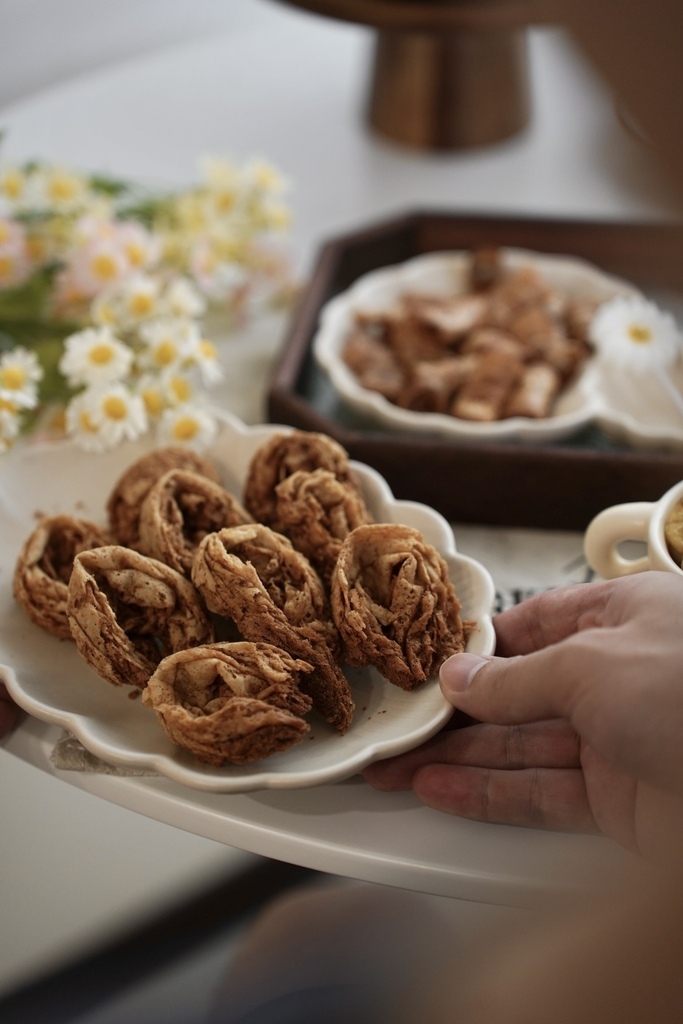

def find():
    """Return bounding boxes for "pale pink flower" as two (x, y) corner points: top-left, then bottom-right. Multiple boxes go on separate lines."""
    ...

(0, 217), (31, 288)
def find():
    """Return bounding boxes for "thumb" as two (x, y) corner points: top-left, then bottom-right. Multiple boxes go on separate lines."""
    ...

(439, 648), (582, 726)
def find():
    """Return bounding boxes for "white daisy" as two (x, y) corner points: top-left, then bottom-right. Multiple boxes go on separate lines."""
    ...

(0, 166), (29, 208)
(159, 369), (195, 407)
(58, 236), (129, 303)
(164, 276), (206, 319)
(138, 317), (198, 372)
(59, 326), (133, 389)
(0, 347), (43, 409)
(199, 156), (241, 213)
(66, 384), (148, 452)
(242, 159), (288, 195)
(64, 391), (110, 453)
(183, 334), (224, 386)
(135, 373), (168, 420)
(157, 404), (218, 449)
(190, 246), (249, 303)
(590, 295), (682, 370)
(32, 166), (90, 213)
(91, 288), (123, 329)
(116, 221), (161, 270)
(118, 273), (162, 324)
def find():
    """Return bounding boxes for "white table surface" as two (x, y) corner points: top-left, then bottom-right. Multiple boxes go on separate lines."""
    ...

(1, 0), (680, 993)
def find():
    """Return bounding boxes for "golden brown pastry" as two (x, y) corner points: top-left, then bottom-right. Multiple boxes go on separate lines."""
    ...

(13, 515), (111, 640)
(142, 642), (313, 765)
(67, 545), (214, 689)
(242, 430), (359, 532)
(273, 468), (374, 587)
(106, 446), (221, 549)
(192, 523), (355, 734)
(331, 523), (465, 691)
(137, 469), (253, 575)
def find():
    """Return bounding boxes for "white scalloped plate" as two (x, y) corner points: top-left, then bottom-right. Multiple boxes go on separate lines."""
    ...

(313, 248), (683, 448)
(0, 412), (495, 792)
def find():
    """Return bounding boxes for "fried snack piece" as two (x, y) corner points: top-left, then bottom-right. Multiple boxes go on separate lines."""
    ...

(402, 293), (488, 346)
(192, 524), (355, 734)
(485, 265), (563, 325)
(331, 523), (465, 691)
(342, 326), (405, 403)
(504, 363), (562, 419)
(273, 468), (374, 587)
(138, 469), (253, 575)
(142, 642), (313, 765)
(469, 245), (503, 292)
(450, 349), (523, 422)
(563, 297), (600, 345)
(398, 356), (476, 414)
(242, 430), (358, 532)
(67, 545), (214, 690)
(107, 446), (221, 549)
(13, 515), (111, 640)
(665, 498), (683, 566)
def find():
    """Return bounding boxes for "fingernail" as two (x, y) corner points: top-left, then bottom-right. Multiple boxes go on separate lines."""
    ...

(440, 653), (489, 695)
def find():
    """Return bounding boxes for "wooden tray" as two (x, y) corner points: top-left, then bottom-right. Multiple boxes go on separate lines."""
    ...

(267, 211), (683, 530)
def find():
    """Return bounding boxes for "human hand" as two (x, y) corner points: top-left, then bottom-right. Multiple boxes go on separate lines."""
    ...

(364, 572), (683, 856)
(0, 681), (18, 738)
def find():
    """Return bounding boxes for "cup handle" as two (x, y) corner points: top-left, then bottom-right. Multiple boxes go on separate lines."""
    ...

(583, 502), (655, 579)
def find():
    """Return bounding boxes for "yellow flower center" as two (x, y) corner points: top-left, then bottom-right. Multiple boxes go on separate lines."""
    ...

(1, 171), (24, 200)
(199, 339), (217, 361)
(0, 396), (19, 413)
(628, 323), (653, 344)
(78, 410), (98, 433)
(126, 242), (146, 267)
(214, 189), (236, 214)
(89, 344), (115, 366)
(0, 366), (27, 390)
(96, 302), (117, 325)
(91, 252), (120, 282)
(141, 387), (164, 416)
(171, 416), (199, 441)
(48, 175), (79, 202)
(169, 375), (192, 403)
(154, 341), (178, 367)
(130, 292), (154, 317)
(102, 395), (128, 420)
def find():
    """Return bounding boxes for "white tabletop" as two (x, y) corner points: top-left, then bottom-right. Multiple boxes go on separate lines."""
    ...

(1, 0), (678, 989)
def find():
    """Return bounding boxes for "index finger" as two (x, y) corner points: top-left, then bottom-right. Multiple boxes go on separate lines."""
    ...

(493, 579), (615, 656)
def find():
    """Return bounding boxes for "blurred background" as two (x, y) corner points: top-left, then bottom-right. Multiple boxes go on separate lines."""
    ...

(1, 1), (681, 1021)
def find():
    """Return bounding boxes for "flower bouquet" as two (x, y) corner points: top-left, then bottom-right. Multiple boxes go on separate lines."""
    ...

(0, 153), (294, 453)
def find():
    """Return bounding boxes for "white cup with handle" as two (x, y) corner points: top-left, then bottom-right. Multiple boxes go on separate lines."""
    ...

(583, 481), (683, 579)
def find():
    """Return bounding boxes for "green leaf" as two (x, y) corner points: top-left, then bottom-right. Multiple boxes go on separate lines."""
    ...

(88, 174), (134, 198)
(0, 266), (60, 320)
(32, 336), (72, 405)
(117, 195), (172, 229)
